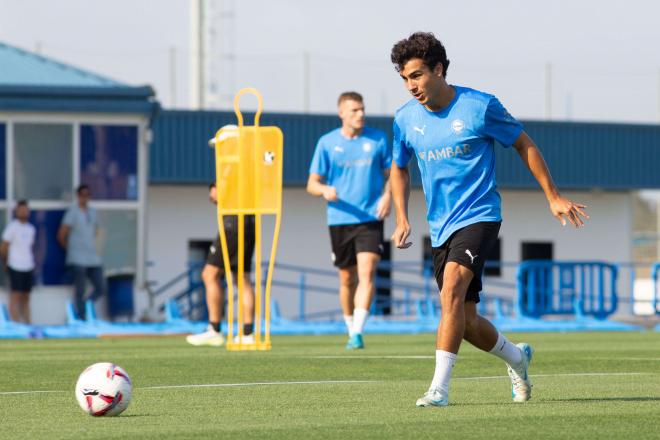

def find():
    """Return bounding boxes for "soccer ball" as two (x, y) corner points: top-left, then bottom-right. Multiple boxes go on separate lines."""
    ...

(263, 151), (275, 165)
(75, 362), (132, 416)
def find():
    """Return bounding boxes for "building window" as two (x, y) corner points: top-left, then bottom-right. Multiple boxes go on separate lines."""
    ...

(189, 240), (212, 265)
(484, 237), (502, 277)
(80, 125), (138, 200)
(521, 241), (554, 261)
(14, 123), (73, 201)
(6, 121), (142, 289)
(97, 210), (137, 273)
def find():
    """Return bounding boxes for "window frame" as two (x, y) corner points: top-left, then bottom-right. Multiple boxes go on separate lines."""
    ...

(0, 113), (148, 287)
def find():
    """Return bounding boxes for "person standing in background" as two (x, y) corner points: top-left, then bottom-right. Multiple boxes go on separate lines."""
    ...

(307, 92), (392, 350)
(1, 200), (36, 323)
(57, 184), (106, 320)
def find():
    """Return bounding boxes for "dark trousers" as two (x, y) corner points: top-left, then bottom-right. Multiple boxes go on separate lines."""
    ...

(72, 265), (106, 319)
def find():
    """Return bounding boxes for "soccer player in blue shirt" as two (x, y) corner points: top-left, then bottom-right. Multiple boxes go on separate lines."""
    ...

(307, 92), (392, 349)
(389, 33), (589, 406)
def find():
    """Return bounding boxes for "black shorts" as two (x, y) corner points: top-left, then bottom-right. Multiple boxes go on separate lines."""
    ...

(206, 215), (255, 273)
(431, 221), (501, 303)
(329, 221), (384, 268)
(8, 268), (34, 292)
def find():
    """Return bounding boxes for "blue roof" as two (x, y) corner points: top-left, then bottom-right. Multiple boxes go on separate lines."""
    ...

(150, 109), (660, 190)
(0, 42), (122, 87)
(0, 42), (158, 115)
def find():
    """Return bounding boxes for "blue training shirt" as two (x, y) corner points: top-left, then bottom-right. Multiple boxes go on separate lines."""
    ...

(393, 86), (523, 247)
(309, 126), (391, 226)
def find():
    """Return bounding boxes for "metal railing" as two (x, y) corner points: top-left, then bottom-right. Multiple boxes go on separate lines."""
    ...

(149, 259), (660, 321)
(150, 260), (516, 321)
(152, 262), (206, 321)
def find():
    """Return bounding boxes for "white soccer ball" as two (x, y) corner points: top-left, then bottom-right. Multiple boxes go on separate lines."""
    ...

(75, 362), (132, 416)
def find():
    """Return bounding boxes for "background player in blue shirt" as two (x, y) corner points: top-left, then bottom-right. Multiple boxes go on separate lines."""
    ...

(307, 92), (392, 350)
(389, 33), (589, 407)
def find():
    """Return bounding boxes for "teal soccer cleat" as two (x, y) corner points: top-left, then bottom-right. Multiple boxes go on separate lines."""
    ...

(345, 334), (364, 350)
(508, 343), (534, 402)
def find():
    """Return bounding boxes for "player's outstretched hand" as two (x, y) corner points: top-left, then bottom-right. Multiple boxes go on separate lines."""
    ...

(376, 193), (392, 219)
(322, 186), (338, 202)
(550, 196), (589, 227)
(391, 222), (412, 249)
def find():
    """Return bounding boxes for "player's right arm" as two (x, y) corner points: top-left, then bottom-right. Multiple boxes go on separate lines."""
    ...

(306, 173), (338, 201)
(390, 163), (412, 249)
(390, 116), (413, 249)
(307, 137), (338, 201)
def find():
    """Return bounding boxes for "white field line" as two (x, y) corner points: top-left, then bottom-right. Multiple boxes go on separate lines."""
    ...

(142, 380), (378, 390)
(309, 355), (434, 359)
(0, 390), (64, 396)
(0, 373), (647, 397)
(0, 380), (377, 396)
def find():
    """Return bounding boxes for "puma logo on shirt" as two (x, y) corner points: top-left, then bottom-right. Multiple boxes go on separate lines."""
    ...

(413, 125), (426, 135)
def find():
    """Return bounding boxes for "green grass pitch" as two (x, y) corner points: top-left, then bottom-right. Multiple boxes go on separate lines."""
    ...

(2, 332), (660, 439)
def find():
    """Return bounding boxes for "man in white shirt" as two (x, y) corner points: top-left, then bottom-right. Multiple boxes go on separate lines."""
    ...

(0, 200), (36, 323)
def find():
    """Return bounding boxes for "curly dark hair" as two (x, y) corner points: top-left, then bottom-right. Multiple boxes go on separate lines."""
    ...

(390, 32), (450, 77)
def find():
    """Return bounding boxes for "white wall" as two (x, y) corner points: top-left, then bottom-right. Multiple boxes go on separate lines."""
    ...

(500, 189), (632, 262)
(145, 185), (218, 307)
(146, 185), (633, 319)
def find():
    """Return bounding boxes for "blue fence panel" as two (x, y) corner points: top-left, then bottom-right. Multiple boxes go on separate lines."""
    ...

(517, 261), (618, 319)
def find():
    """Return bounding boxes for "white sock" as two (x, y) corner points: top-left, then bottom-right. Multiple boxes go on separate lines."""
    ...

(343, 315), (353, 335)
(351, 308), (369, 336)
(430, 350), (457, 394)
(489, 332), (523, 367)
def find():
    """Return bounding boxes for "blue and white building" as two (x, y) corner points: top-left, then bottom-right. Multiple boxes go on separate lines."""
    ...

(2, 42), (660, 324)
(148, 112), (660, 320)
(0, 42), (157, 324)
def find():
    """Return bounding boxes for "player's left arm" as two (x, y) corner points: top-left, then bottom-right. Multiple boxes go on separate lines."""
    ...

(512, 132), (589, 227)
